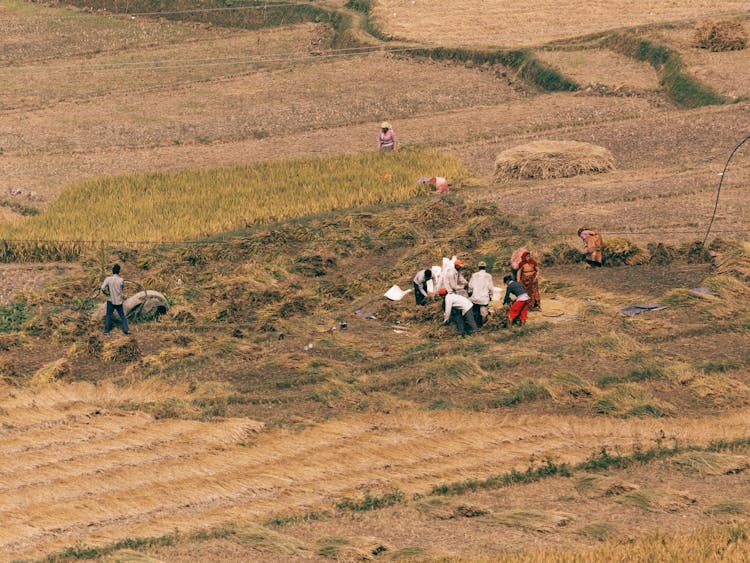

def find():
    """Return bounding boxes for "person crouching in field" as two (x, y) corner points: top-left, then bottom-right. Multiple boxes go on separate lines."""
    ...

(439, 288), (478, 336)
(101, 264), (129, 335)
(503, 274), (530, 327)
(578, 227), (603, 267)
(378, 121), (397, 153)
(413, 268), (433, 306)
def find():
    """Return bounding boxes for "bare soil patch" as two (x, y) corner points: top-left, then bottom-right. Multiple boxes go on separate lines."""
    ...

(1, 53), (525, 157)
(0, 24), (326, 112)
(0, 0), (234, 63)
(372, 0), (749, 48)
(0, 262), (81, 305)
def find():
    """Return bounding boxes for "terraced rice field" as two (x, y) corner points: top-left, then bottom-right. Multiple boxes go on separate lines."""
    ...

(2, 381), (750, 559)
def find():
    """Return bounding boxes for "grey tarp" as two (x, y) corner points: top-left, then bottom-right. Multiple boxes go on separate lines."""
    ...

(619, 304), (667, 316)
(96, 290), (168, 321)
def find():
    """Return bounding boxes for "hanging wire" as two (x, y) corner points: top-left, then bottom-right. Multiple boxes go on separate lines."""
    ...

(702, 133), (750, 247)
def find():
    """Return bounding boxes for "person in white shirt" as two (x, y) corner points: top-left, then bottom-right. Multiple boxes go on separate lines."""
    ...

(439, 288), (478, 336)
(413, 268), (433, 306)
(468, 261), (494, 327)
(100, 264), (129, 335)
(440, 259), (468, 297)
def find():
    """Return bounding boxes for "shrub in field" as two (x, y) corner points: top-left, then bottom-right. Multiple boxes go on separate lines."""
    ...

(694, 20), (748, 52)
(0, 149), (465, 245)
(602, 237), (643, 265)
(495, 141), (615, 181)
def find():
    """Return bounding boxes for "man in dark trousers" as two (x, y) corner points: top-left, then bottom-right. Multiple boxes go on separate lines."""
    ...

(413, 268), (433, 306)
(439, 288), (478, 336)
(101, 264), (129, 335)
(503, 274), (530, 327)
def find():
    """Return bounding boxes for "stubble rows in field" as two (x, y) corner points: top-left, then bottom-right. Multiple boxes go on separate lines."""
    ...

(372, 0), (749, 47)
(2, 380), (749, 560)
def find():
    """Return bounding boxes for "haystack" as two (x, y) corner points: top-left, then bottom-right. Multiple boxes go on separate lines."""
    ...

(495, 140), (615, 181)
(694, 20), (748, 52)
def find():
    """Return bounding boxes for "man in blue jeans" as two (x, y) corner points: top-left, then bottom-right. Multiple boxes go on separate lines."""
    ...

(101, 264), (129, 335)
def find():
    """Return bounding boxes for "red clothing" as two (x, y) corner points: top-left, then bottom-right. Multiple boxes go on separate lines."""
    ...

(508, 299), (530, 323)
(517, 256), (540, 309)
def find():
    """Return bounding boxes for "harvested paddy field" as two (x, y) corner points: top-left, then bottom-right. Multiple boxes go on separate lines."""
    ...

(1, 1), (749, 561)
(2, 381), (750, 560)
(372, 0), (749, 47)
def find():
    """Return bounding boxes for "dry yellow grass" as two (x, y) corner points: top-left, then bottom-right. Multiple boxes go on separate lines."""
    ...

(497, 524), (750, 562)
(372, 0), (750, 47)
(495, 140), (615, 180)
(694, 19), (748, 51)
(2, 388), (750, 559)
(0, 149), (465, 242)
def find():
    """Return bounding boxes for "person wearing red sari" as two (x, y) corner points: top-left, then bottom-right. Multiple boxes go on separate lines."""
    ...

(516, 250), (541, 310)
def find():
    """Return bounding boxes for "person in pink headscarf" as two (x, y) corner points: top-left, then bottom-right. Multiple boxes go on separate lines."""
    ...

(378, 121), (397, 153)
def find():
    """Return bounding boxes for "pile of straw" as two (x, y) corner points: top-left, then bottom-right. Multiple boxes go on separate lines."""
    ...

(495, 140), (615, 181)
(694, 20), (747, 52)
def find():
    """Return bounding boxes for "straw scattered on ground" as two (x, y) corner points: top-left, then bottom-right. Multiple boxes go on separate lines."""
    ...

(694, 20), (748, 52)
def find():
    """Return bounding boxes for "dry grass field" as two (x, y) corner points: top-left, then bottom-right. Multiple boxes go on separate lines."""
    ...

(372, 0), (749, 47)
(1, 1), (749, 562)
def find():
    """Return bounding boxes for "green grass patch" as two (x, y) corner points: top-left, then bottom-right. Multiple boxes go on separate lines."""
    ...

(603, 33), (724, 108)
(336, 490), (405, 511)
(704, 500), (749, 516)
(409, 47), (578, 92)
(345, 0), (389, 40)
(430, 458), (570, 496)
(0, 302), (30, 333)
(596, 365), (663, 387)
(0, 149), (465, 244)
(491, 379), (551, 407)
(701, 359), (741, 373)
(64, 0), (359, 47)
(577, 522), (617, 541)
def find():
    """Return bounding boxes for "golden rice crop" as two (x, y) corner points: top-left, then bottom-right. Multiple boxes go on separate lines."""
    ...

(0, 149), (465, 243)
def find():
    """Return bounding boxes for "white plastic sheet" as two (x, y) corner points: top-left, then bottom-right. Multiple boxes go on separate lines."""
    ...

(384, 285), (412, 301)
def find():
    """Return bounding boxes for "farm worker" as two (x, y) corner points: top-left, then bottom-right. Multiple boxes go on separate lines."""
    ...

(417, 176), (449, 194)
(440, 259), (468, 297)
(101, 264), (129, 335)
(468, 261), (494, 327)
(578, 227), (603, 267)
(413, 268), (433, 306)
(509, 246), (528, 281)
(439, 288), (478, 336)
(434, 177), (449, 194)
(516, 250), (541, 310)
(378, 121), (397, 153)
(503, 274), (530, 327)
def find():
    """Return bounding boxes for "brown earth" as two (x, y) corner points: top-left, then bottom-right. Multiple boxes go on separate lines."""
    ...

(1, 1), (750, 561)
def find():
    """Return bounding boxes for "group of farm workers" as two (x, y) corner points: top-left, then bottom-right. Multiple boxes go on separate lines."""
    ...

(413, 228), (603, 336)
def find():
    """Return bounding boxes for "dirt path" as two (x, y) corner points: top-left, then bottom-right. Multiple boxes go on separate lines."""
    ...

(2, 381), (748, 560)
